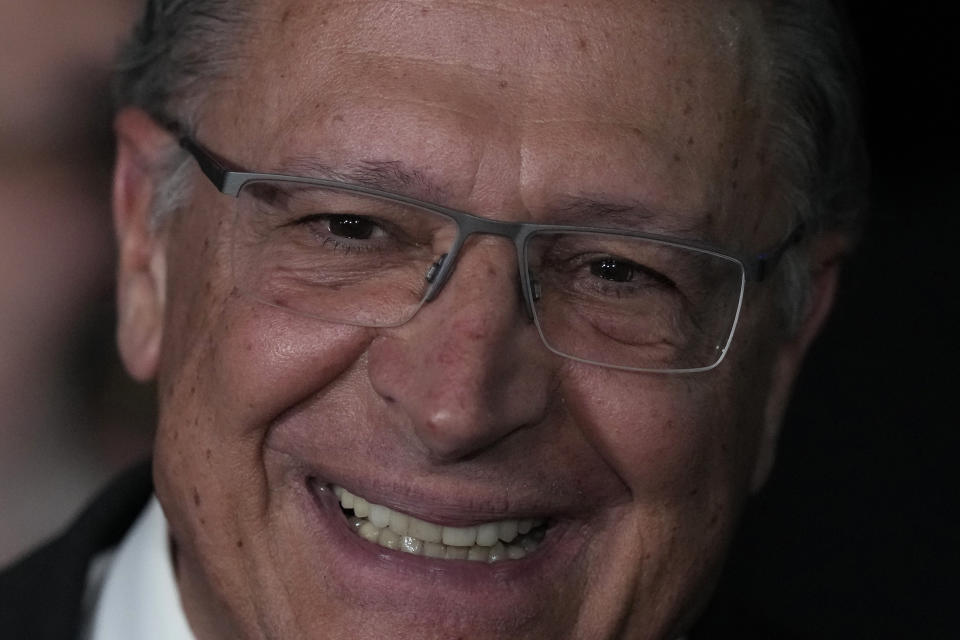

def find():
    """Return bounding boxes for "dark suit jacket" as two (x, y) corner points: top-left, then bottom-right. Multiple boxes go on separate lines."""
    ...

(0, 463), (797, 639)
(0, 463), (153, 640)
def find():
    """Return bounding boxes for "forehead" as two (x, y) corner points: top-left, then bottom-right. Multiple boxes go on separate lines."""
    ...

(207, 0), (768, 236)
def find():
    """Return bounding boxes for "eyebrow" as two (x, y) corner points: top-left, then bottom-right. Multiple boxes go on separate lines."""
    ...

(548, 195), (712, 239)
(276, 156), (448, 203)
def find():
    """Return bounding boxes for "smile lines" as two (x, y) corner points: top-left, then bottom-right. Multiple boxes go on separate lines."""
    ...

(334, 485), (546, 562)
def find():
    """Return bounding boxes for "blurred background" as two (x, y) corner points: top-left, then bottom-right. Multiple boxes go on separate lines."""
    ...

(0, 0), (152, 568)
(0, 1), (955, 638)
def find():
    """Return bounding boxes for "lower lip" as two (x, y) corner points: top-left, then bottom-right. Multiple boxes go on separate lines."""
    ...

(299, 476), (587, 627)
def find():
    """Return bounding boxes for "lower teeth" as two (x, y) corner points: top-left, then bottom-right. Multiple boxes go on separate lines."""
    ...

(346, 513), (545, 562)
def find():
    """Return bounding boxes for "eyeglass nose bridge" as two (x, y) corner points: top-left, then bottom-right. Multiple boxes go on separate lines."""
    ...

(420, 214), (538, 322)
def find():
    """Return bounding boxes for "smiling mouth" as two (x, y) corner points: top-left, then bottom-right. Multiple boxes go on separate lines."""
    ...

(333, 485), (548, 562)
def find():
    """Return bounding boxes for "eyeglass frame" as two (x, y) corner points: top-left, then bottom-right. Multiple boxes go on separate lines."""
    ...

(160, 118), (804, 374)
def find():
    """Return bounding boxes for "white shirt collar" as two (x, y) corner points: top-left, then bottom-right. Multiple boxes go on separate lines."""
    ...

(86, 496), (196, 640)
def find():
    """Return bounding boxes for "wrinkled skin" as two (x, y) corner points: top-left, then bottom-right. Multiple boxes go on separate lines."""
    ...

(113, 0), (843, 638)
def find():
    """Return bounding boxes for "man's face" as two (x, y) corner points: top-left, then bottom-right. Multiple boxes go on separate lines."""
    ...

(123, 1), (802, 638)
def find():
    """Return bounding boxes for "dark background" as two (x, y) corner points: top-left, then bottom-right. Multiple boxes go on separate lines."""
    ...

(718, 3), (958, 637)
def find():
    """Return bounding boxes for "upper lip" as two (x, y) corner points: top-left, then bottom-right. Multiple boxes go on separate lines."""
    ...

(308, 473), (582, 528)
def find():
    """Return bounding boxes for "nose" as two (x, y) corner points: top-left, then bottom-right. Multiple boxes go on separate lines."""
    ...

(366, 238), (555, 462)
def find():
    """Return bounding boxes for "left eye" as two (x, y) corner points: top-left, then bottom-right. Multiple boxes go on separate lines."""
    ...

(590, 257), (637, 282)
(327, 215), (379, 240)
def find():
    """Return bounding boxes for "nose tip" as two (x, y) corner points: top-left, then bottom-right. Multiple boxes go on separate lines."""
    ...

(367, 244), (553, 461)
(414, 399), (511, 463)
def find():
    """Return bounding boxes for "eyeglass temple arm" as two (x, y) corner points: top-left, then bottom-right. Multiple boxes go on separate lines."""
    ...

(748, 223), (806, 282)
(154, 115), (237, 194)
(178, 136), (233, 192)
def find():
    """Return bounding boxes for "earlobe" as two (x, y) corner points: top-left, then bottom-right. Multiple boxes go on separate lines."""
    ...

(750, 231), (849, 492)
(113, 108), (175, 382)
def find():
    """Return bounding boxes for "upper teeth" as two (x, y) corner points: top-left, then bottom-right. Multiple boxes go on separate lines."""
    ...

(333, 485), (545, 562)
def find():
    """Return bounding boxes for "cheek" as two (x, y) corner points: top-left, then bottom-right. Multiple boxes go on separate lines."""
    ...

(561, 367), (762, 507)
(152, 205), (375, 581)
(151, 294), (376, 631)
(559, 366), (767, 630)
(199, 303), (373, 435)
(155, 297), (373, 497)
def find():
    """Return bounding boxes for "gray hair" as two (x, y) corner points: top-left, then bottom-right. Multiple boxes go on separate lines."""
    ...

(113, 0), (867, 329)
(113, 0), (252, 223)
(758, 1), (869, 329)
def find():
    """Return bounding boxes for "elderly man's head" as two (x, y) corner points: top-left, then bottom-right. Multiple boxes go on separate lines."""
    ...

(110, 0), (864, 638)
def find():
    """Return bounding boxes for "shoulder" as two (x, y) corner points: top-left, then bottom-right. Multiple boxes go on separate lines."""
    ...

(0, 463), (153, 640)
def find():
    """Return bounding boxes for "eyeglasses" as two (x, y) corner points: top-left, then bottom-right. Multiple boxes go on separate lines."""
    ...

(169, 124), (800, 373)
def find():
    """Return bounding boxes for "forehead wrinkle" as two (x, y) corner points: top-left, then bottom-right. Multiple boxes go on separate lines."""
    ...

(266, 0), (760, 87)
(265, 1), (763, 127)
(319, 52), (625, 120)
(314, 53), (662, 133)
(326, 0), (640, 34)
(402, 0), (638, 31)
(308, 44), (610, 84)
(524, 117), (654, 128)
(272, 1), (666, 79)
(323, 87), (487, 123)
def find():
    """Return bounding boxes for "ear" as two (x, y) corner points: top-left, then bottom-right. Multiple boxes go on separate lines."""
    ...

(749, 231), (849, 492)
(113, 108), (175, 382)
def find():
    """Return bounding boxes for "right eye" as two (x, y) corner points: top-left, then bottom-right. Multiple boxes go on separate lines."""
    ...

(327, 214), (380, 240)
(589, 257), (638, 283)
(587, 255), (676, 290)
(296, 213), (389, 246)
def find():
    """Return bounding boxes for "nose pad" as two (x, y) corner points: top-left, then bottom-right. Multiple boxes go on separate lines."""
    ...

(530, 275), (541, 302)
(423, 250), (537, 323)
(423, 253), (455, 303)
(424, 253), (447, 284)
(523, 271), (541, 322)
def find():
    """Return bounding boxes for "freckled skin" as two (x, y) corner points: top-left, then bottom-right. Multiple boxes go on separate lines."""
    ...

(112, 0), (836, 639)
